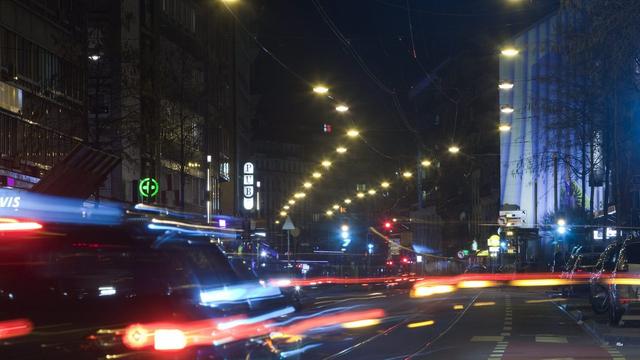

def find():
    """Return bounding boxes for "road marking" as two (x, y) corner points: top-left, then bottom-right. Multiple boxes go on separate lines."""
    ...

(535, 335), (567, 343)
(474, 301), (496, 307)
(471, 336), (504, 342)
(487, 341), (508, 360)
(406, 320), (435, 328)
(503, 326), (512, 331)
(603, 345), (626, 360)
(500, 332), (511, 336)
(621, 314), (640, 320)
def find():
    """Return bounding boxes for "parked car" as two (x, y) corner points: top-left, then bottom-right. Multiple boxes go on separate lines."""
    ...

(590, 241), (623, 315)
(561, 252), (600, 297)
(607, 237), (640, 325)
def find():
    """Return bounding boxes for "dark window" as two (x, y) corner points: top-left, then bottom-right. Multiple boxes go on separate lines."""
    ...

(624, 243), (640, 264)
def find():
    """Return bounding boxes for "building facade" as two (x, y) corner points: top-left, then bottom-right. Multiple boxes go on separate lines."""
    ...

(87, 0), (255, 216)
(499, 12), (603, 228)
(252, 140), (311, 250)
(0, 0), (87, 188)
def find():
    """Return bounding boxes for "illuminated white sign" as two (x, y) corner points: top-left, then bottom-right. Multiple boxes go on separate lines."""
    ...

(0, 196), (20, 208)
(242, 162), (255, 211)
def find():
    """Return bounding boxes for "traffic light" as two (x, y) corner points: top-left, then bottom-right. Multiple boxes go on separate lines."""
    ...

(384, 222), (392, 230)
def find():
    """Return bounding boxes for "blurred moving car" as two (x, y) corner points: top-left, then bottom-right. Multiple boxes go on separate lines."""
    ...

(590, 241), (623, 315)
(607, 237), (640, 326)
(561, 252), (600, 297)
(228, 258), (314, 310)
(0, 216), (288, 359)
(464, 264), (489, 273)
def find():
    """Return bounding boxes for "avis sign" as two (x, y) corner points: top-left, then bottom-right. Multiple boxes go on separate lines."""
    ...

(242, 162), (255, 211)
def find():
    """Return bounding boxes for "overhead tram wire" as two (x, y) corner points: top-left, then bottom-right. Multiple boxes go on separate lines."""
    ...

(221, 2), (310, 86)
(310, 0), (425, 147)
(223, 2), (434, 219)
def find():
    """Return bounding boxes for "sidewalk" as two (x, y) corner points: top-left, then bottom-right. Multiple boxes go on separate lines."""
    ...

(555, 294), (640, 358)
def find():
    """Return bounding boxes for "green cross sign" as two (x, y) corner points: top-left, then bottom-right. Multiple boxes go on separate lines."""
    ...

(139, 177), (159, 198)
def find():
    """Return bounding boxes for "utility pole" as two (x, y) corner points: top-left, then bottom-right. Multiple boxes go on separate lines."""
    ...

(553, 153), (558, 213)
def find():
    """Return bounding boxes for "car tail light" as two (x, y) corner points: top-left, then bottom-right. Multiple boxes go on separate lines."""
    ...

(0, 221), (42, 231)
(123, 324), (152, 349)
(0, 318), (33, 340)
(154, 329), (187, 351)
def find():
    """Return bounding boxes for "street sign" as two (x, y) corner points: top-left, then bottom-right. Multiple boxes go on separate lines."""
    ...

(498, 210), (526, 227)
(457, 250), (466, 259)
(138, 177), (159, 198)
(487, 234), (501, 247)
(242, 162), (255, 211)
(282, 216), (295, 230)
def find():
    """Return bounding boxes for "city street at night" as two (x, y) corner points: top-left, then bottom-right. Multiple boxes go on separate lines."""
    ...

(4, 0), (640, 359)
(271, 286), (640, 360)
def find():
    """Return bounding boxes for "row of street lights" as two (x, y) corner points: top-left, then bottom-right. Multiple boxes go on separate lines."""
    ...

(499, 47), (519, 133)
(276, 46), (521, 222)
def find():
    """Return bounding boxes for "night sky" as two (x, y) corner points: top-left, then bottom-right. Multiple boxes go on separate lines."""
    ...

(246, 0), (559, 205)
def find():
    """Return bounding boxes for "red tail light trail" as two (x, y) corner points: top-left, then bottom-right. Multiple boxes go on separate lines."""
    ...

(0, 319), (33, 340)
(154, 329), (187, 351)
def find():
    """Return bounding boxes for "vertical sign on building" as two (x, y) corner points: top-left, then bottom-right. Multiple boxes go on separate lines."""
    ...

(243, 162), (255, 211)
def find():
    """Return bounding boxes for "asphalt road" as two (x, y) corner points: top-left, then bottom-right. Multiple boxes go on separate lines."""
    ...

(275, 287), (632, 360)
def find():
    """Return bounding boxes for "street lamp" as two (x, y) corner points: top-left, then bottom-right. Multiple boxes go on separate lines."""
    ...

(280, 211), (287, 217)
(368, 189), (376, 195)
(294, 192), (306, 199)
(402, 171), (413, 178)
(346, 129), (360, 138)
(336, 146), (347, 154)
(500, 105), (514, 114)
(326, 210), (334, 216)
(288, 199), (296, 205)
(557, 218), (567, 234)
(498, 81), (514, 90)
(312, 172), (322, 179)
(321, 160), (332, 168)
(448, 146), (460, 154)
(313, 85), (329, 94)
(303, 182), (313, 189)
(501, 48), (519, 57)
(335, 104), (349, 113)
(421, 159), (432, 167)
(344, 198), (352, 204)
(274, 220), (280, 224)
(88, 54), (101, 61)
(356, 192), (365, 198)
(499, 124), (512, 132)
(381, 181), (390, 189)
(283, 205), (290, 210)
(332, 204), (340, 210)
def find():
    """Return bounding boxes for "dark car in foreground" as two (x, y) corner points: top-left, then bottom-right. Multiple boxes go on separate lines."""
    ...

(0, 217), (288, 359)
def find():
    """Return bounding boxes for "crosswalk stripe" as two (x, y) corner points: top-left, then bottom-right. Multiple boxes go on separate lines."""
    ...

(535, 335), (567, 343)
(471, 336), (504, 342)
